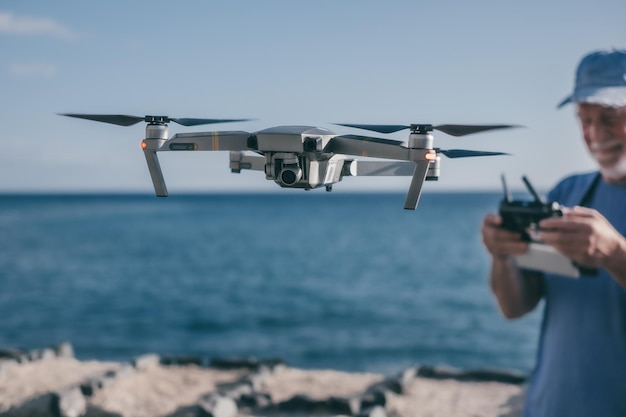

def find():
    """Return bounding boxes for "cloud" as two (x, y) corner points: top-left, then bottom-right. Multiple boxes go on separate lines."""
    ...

(9, 62), (58, 78)
(0, 11), (75, 40)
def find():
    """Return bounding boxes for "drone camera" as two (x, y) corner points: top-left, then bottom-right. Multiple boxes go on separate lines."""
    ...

(278, 164), (302, 186)
(271, 154), (304, 187)
(499, 175), (563, 241)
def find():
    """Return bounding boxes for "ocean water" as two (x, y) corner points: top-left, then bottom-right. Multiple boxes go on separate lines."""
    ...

(0, 192), (543, 375)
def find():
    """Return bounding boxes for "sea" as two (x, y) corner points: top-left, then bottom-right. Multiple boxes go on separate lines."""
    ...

(0, 192), (543, 376)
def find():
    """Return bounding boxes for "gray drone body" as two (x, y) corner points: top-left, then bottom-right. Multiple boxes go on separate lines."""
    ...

(61, 114), (516, 210)
(141, 123), (437, 209)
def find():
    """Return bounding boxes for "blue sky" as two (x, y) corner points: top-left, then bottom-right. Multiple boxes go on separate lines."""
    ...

(1, 1), (624, 195)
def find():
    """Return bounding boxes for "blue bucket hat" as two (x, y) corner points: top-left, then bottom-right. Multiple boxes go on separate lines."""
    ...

(558, 48), (626, 108)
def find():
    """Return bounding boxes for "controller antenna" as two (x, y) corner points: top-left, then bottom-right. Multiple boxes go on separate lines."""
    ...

(522, 175), (545, 203)
(501, 173), (512, 203)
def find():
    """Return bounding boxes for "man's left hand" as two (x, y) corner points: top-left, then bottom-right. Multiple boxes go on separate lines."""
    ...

(538, 206), (624, 268)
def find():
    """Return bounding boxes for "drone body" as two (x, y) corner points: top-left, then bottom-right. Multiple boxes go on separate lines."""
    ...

(61, 114), (516, 210)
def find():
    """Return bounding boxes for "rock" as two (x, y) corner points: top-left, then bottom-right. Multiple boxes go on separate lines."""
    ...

(209, 357), (285, 372)
(198, 394), (237, 417)
(237, 392), (272, 409)
(160, 356), (205, 367)
(28, 348), (56, 362)
(55, 386), (87, 417)
(54, 342), (75, 359)
(217, 381), (253, 401)
(360, 389), (387, 411)
(395, 365), (418, 393)
(162, 404), (206, 417)
(416, 364), (465, 380)
(0, 349), (25, 361)
(268, 394), (357, 415)
(270, 393), (318, 412)
(326, 396), (361, 415)
(4, 386), (86, 417)
(416, 364), (526, 384)
(361, 365), (418, 397)
(0, 359), (18, 377)
(461, 368), (527, 384)
(111, 364), (135, 379)
(80, 372), (117, 396)
(0, 345), (526, 417)
(83, 406), (124, 416)
(359, 405), (388, 417)
(132, 353), (160, 370)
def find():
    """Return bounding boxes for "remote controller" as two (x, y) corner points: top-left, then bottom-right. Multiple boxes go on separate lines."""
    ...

(498, 174), (597, 276)
(499, 175), (563, 241)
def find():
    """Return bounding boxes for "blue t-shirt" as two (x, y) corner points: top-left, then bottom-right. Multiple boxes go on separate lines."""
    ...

(524, 172), (626, 417)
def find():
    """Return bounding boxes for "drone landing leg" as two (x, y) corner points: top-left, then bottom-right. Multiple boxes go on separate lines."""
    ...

(403, 161), (430, 210)
(143, 150), (168, 197)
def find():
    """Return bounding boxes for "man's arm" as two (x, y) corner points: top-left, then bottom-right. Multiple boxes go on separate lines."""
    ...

(482, 214), (544, 319)
(489, 258), (544, 319)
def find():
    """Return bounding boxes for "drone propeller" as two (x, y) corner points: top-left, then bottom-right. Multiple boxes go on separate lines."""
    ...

(334, 123), (518, 136)
(330, 134), (508, 159)
(59, 113), (252, 127)
(438, 149), (509, 158)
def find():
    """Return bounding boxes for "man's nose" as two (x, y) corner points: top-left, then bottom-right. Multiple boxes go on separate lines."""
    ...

(588, 121), (611, 142)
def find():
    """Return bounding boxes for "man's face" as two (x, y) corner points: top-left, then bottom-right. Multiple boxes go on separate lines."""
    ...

(577, 103), (626, 182)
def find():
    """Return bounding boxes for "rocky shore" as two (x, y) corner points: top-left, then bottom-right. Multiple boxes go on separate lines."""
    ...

(0, 343), (526, 417)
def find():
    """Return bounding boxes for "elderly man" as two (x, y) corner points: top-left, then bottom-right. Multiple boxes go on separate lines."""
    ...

(481, 49), (626, 416)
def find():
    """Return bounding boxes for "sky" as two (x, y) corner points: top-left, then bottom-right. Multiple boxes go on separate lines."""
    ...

(1, 0), (625, 195)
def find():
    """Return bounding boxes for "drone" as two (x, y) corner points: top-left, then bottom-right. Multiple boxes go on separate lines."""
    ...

(60, 113), (517, 210)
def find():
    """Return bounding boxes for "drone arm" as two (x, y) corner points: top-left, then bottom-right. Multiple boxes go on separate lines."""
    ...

(404, 161), (431, 210)
(230, 151), (265, 172)
(326, 135), (411, 160)
(160, 131), (251, 151)
(341, 159), (430, 209)
(344, 160), (416, 176)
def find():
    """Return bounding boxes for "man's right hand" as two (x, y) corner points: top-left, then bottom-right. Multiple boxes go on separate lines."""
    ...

(481, 214), (529, 260)
(482, 213), (543, 319)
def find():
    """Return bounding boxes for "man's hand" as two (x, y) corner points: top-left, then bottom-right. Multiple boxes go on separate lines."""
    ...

(481, 214), (528, 260)
(538, 206), (624, 268)
(482, 214), (543, 318)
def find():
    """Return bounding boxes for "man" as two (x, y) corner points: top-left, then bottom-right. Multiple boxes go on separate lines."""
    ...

(481, 49), (626, 416)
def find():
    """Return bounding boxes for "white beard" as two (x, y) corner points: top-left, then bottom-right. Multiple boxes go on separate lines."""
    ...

(599, 153), (626, 181)
(591, 138), (626, 181)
